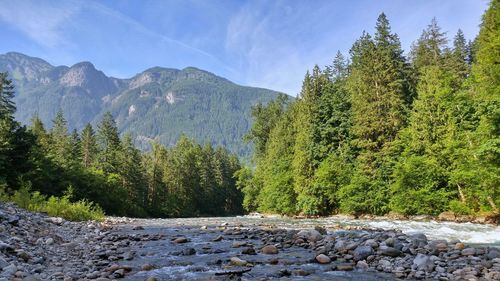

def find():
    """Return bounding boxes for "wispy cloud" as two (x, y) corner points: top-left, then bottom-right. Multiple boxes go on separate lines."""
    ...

(0, 0), (80, 48)
(0, 0), (488, 94)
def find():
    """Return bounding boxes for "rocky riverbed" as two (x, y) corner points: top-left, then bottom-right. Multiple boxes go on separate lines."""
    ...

(0, 203), (499, 280)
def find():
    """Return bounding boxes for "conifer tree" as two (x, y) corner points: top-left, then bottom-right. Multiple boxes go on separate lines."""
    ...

(97, 112), (121, 173)
(339, 13), (409, 214)
(80, 124), (98, 168)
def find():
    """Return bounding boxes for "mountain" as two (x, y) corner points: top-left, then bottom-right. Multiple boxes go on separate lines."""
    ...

(0, 52), (282, 157)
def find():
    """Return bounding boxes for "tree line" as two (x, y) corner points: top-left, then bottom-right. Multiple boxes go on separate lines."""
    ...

(0, 78), (243, 217)
(239, 2), (498, 217)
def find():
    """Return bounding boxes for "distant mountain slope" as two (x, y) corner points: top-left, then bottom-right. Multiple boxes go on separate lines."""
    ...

(0, 52), (283, 156)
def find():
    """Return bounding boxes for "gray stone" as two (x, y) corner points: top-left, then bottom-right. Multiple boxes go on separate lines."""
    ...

(261, 245), (278, 254)
(0, 257), (8, 269)
(413, 253), (435, 272)
(353, 245), (374, 261)
(315, 254), (331, 264)
(173, 237), (188, 243)
(1, 264), (16, 276)
(380, 246), (401, 257)
(296, 229), (323, 242)
(230, 257), (247, 266)
(462, 248), (476, 256)
(181, 247), (196, 256)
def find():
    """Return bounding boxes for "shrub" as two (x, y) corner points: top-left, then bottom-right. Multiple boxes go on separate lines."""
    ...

(0, 182), (104, 221)
(448, 200), (473, 216)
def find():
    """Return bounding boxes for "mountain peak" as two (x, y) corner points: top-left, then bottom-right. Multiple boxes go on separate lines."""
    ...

(60, 61), (103, 87)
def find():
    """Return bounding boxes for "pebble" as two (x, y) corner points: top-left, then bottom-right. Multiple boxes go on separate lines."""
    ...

(336, 263), (354, 271)
(173, 237), (188, 243)
(261, 245), (278, 254)
(315, 254), (331, 264)
(230, 257), (247, 266)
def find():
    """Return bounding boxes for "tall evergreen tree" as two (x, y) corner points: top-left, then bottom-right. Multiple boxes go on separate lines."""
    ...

(97, 112), (121, 173)
(339, 13), (409, 214)
(80, 124), (98, 168)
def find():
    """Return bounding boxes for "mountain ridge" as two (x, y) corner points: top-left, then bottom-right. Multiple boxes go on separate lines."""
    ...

(0, 52), (283, 157)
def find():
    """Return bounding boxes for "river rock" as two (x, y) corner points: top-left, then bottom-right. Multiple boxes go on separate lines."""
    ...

(336, 263), (354, 271)
(141, 264), (155, 271)
(363, 239), (379, 248)
(380, 246), (401, 257)
(173, 237), (188, 244)
(230, 257), (247, 266)
(356, 260), (369, 269)
(315, 254), (331, 264)
(454, 242), (465, 250)
(261, 245), (278, 254)
(232, 241), (247, 248)
(462, 248), (476, 256)
(213, 235), (223, 242)
(241, 247), (256, 255)
(438, 211), (456, 221)
(384, 238), (395, 247)
(113, 268), (125, 278)
(181, 247), (196, 256)
(413, 253), (434, 272)
(296, 229), (323, 242)
(353, 245), (374, 261)
(0, 257), (9, 269)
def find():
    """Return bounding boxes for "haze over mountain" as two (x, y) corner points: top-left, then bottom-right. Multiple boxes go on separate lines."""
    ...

(0, 52), (282, 156)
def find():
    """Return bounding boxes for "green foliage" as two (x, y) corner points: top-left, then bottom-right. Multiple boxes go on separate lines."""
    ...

(1, 182), (104, 221)
(240, 5), (499, 217)
(448, 200), (472, 216)
(390, 156), (451, 215)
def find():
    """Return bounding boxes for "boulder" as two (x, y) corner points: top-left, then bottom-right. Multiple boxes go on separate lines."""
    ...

(461, 248), (476, 256)
(353, 246), (374, 261)
(438, 211), (456, 221)
(413, 253), (434, 272)
(296, 229), (323, 242)
(315, 254), (331, 264)
(230, 257), (247, 266)
(173, 237), (188, 244)
(261, 245), (278, 254)
(379, 246), (401, 257)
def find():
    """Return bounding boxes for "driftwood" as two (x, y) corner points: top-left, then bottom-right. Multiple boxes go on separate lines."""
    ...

(214, 268), (252, 276)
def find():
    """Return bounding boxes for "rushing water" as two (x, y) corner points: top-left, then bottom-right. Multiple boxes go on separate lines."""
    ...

(130, 214), (500, 247)
(115, 215), (500, 280)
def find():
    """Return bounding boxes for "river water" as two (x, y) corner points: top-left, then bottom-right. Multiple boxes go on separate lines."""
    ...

(130, 214), (500, 247)
(116, 215), (499, 280)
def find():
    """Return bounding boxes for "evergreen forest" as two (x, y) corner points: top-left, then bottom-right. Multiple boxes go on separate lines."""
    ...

(239, 3), (499, 217)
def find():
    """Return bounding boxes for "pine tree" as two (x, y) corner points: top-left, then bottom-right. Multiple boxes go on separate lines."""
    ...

(80, 124), (98, 168)
(410, 18), (448, 72)
(339, 13), (409, 214)
(0, 73), (34, 189)
(50, 110), (71, 166)
(97, 112), (121, 173)
(0, 72), (15, 120)
(257, 107), (297, 214)
(390, 66), (457, 215)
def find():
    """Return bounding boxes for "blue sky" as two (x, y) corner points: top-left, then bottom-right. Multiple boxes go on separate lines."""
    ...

(0, 0), (489, 95)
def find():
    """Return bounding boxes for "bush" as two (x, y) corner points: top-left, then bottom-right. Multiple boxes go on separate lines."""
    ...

(448, 200), (473, 215)
(45, 195), (104, 221)
(0, 182), (104, 221)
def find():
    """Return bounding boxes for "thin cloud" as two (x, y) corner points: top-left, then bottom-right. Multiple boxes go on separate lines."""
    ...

(0, 0), (80, 48)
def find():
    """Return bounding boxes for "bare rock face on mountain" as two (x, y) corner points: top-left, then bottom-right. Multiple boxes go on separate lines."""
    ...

(0, 52), (282, 156)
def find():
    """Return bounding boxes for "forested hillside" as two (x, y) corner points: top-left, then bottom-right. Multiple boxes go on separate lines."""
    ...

(239, 2), (499, 217)
(0, 72), (244, 217)
(0, 53), (281, 157)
